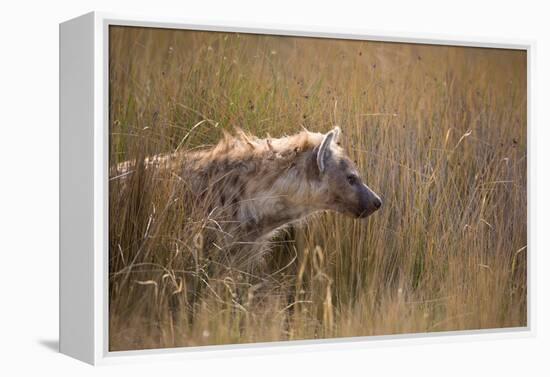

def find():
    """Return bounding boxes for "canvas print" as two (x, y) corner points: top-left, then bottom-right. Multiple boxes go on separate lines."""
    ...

(108, 26), (527, 351)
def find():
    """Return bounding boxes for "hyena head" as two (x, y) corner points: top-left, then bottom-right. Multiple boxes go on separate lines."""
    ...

(311, 127), (382, 218)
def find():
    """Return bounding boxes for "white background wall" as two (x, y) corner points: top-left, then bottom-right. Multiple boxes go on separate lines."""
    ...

(1, 0), (548, 375)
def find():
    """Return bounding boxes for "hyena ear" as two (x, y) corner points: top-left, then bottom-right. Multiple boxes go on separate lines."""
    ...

(332, 126), (341, 143)
(316, 127), (340, 173)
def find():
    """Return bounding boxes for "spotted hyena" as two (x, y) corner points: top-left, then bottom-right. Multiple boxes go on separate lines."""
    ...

(114, 126), (381, 258)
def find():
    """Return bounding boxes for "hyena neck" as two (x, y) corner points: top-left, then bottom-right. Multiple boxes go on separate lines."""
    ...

(241, 199), (318, 242)
(238, 150), (324, 241)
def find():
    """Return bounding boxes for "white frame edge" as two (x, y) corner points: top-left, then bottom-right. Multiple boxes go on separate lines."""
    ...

(59, 11), (535, 365)
(59, 12), (96, 364)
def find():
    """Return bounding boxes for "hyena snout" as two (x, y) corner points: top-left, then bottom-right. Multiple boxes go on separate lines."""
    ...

(357, 184), (382, 218)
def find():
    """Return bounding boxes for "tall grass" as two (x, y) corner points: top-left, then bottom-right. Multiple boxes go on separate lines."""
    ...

(108, 26), (527, 351)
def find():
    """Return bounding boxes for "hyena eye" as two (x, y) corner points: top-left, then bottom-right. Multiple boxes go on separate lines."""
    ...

(347, 175), (358, 185)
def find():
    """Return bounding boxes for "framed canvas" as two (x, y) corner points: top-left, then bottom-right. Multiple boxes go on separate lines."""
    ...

(59, 11), (534, 365)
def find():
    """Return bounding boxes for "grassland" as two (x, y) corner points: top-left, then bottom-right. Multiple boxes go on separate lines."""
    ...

(108, 26), (527, 351)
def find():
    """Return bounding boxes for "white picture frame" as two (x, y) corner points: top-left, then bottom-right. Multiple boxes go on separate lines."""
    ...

(59, 11), (535, 365)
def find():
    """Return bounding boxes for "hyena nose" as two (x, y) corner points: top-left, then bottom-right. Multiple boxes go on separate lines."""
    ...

(372, 196), (382, 209)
